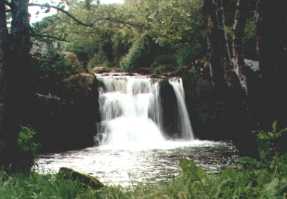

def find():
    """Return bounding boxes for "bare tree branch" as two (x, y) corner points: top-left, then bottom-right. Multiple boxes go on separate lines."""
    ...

(3, 0), (13, 9)
(28, 3), (93, 27)
(28, 3), (146, 30)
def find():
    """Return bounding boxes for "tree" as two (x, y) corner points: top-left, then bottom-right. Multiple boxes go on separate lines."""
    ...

(0, 0), (32, 168)
(0, 0), (98, 168)
(0, 0), (9, 151)
(203, 0), (232, 92)
(256, 0), (287, 128)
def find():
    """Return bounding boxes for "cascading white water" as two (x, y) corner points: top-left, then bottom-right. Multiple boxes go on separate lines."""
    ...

(36, 74), (230, 187)
(169, 78), (194, 140)
(96, 74), (194, 149)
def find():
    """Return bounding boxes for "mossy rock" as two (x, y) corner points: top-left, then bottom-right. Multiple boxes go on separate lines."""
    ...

(58, 167), (104, 189)
(63, 73), (98, 98)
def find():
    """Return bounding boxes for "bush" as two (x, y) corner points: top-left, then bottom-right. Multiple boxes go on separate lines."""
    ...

(256, 121), (287, 162)
(176, 46), (194, 66)
(151, 54), (177, 74)
(152, 54), (177, 67)
(120, 34), (157, 71)
(152, 65), (173, 74)
(87, 54), (109, 68)
(35, 51), (82, 79)
(0, 172), (88, 199)
(33, 51), (83, 95)
(15, 127), (41, 171)
(17, 127), (40, 156)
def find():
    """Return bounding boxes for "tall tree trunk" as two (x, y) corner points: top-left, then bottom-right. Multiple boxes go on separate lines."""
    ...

(1, 0), (33, 168)
(204, 0), (231, 93)
(203, 0), (255, 155)
(256, 0), (287, 127)
(203, 0), (244, 93)
(0, 0), (9, 157)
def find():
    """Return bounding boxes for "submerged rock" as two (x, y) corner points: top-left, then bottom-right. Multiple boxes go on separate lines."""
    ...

(58, 167), (104, 189)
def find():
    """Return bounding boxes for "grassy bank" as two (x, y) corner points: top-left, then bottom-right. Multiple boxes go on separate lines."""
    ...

(1, 155), (287, 199)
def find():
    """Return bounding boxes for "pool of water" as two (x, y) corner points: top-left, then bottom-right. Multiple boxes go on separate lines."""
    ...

(35, 140), (236, 187)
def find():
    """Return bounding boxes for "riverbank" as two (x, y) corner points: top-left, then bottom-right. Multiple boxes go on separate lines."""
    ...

(1, 155), (287, 199)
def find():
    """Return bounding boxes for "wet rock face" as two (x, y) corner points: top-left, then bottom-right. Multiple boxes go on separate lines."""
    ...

(159, 80), (180, 139)
(182, 65), (260, 156)
(27, 73), (101, 152)
(183, 74), (217, 140)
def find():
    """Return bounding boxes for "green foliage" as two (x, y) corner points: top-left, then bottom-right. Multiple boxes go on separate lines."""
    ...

(15, 127), (41, 171)
(120, 34), (157, 71)
(176, 46), (194, 66)
(35, 51), (81, 79)
(33, 50), (83, 95)
(36, 0), (206, 69)
(5, 124), (287, 198)
(256, 121), (287, 162)
(0, 172), (87, 199)
(244, 18), (257, 58)
(151, 54), (177, 74)
(17, 127), (40, 156)
(153, 54), (177, 67)
(2, 154), (287, 198)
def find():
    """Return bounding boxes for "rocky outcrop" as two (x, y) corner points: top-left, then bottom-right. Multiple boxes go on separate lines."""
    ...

(58, 167), (104, 189)
(182, 69), (218, 140)
(27, 73), (100, 152)
(182, 62), (260, 155)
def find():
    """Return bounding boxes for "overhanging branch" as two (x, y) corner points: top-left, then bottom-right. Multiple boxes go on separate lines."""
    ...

(30, 27), (66, 42)
(28, 3), (147, 30)
(28, 3), (93, 27)
(95, 17), (148, 30)
(4, 0), (12, 9)
(32, 33), (67, 42)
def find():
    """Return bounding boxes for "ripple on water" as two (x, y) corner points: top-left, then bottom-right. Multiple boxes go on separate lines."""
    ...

(35, 140), (237, 187)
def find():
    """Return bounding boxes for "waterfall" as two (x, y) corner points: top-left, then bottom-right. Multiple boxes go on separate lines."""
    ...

(169, 78), (194, 140)
(96, 75), (194, 148)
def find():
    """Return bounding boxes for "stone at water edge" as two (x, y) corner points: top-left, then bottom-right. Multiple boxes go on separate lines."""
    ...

(58, 167), (104, 189)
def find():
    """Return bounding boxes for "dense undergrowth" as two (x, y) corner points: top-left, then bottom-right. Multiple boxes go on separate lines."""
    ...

(0, 123), (286, 199)
(1, 155), (287, 199)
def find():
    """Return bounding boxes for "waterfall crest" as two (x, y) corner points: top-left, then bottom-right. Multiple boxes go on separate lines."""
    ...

(96, 75), (194, 148)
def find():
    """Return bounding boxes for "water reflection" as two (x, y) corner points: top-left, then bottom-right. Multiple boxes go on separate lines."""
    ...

(36, 141), (236, 187)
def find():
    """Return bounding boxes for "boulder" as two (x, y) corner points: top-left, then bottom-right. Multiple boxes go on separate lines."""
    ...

(58, 167), (104, 189)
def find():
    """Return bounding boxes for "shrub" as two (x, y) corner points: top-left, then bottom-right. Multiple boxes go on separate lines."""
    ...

(256, 121), (287, 162)
(15, 127), (41, 171)
(87, 54), (109, 68)
(33, 50), (83, 95)
(152, 54), (177, 67)
(176, 46), (194, 66)
(17, 127), (40, 157)
(120, 34), (157, 71)
(35, 50), (82, 79)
